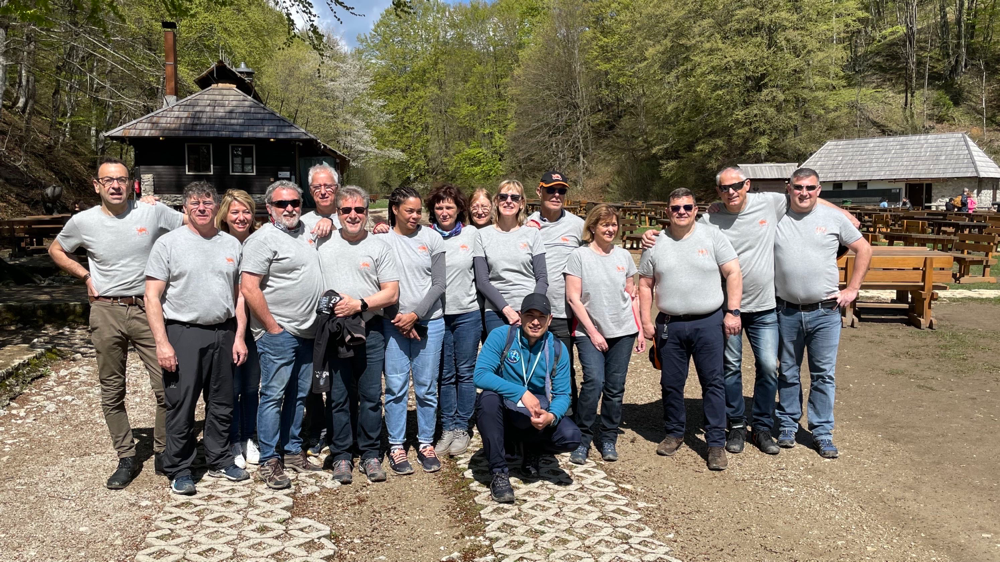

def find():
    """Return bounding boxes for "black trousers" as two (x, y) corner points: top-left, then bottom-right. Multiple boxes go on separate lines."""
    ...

(548, 317), (577, 408)
(162, 320), (236, 479)
(475, 390), (581, 474)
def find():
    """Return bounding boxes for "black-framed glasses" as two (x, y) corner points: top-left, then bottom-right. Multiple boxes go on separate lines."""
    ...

(670, 204), (695, 213)
(269, 199), (301, 209)
(719, 180), (746, 193)
(791, 184), (820, 192)
(544, 186), (568, 195)
(339, 206), (367, 215)
(498, 193), (522, 202)
(97, 176), (129, 187)
(310, 183), (337, 193)
(188, 199), (216, 209)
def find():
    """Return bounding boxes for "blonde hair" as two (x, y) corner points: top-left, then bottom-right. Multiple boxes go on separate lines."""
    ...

(468, 188), (492, 226)
(491, 180), (527, 225)
(582, 204), (620, 243)
(216, 189), (258, 234)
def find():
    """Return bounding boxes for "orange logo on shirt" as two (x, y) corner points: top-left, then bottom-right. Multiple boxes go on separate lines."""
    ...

(616, 265), (626, 272)
(225, 257), (235, 265)
(519, 242), (529, 250)
(135, 227), (148, 236)
(459, 244), (470, 252)
(759, 219), (767, 227)
(417, 245), (429, 253)
(560, 237), (570, 243)
(697, 249), (708, 256)
(360, 261), (372, 270)
(815, 226), (827, 234)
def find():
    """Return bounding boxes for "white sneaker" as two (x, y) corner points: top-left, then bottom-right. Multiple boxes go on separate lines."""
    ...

(231, 442), (247, 469)
(244, 438), (260, 465)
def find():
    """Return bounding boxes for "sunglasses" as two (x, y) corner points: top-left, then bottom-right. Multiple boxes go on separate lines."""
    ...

(544, 186), (568, 195)
(670, 204), (695, 213)
(269, 199), (301, 209)
(719, 181), (746, 193)
(791, 184), (820, 192)
(339, 206), (367, 215)
(498, 193), (522, 202)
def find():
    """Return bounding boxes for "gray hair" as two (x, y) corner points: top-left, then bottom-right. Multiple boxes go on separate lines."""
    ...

(668, 187), (695, 202)
(715, 166), (746, 186)
(789, 167), (820, 183)
(264, 180), (303, 204)
(182, 181), (219, 204)
(336, 185), (369, 208)
(308, 162), (340, 186)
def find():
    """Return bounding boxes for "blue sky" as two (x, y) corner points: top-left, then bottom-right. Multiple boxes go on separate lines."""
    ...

(313, 0), (464, 49)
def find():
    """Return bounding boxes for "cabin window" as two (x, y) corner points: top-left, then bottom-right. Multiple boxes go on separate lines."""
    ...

(857, 181), (868, 190)
(230, 145), (256, 175)
(832, 182), (843, 190)
(185, 143), (213, 175)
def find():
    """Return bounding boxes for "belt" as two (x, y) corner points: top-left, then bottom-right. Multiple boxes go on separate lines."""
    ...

(657, 309), (720, 324)
(777, 298), (838, 312)
(90, 295), (143, 305)
(165, 318), (236, 330)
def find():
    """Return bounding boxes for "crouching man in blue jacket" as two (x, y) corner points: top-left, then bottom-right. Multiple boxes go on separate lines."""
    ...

(474, 293), (582, 504)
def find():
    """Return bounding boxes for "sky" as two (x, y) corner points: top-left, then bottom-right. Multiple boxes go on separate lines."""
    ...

(312, 0), (464, 49)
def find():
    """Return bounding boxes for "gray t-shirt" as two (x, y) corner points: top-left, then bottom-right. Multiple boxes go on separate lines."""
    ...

(564, 245), (638, 338)
(473, 226), (546, 312)
(440, 225), (480, 315)
(774, 205), (863, 305)
(55, 201), (184, 296)
(145, 227), (241, 325)
(701, 192), (787, 313)
(527, 210), (584, 318)
(638, 223), (738, 316)
(383, 226), (445, 320)
(316, 231), (399, 321)
(240, 223), (324, 340)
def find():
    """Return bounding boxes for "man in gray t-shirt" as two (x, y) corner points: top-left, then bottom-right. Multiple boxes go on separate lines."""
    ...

(144, 182), (250, 493)
(772, 168), (871, 461)
(48, 158), (185, 490)
(637, 188), (742, 472)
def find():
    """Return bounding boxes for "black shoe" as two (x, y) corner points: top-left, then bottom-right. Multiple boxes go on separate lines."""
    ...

(416, 445), (442, 473)
(707, 446), (729, 470)
(490, 472), (515, 503)
(106, 457), (139, 490)
(521, 452), (541, 479)
(725, 425), (746, 454)
(752, 429), (781, 455)
(154, 453), (166, 477)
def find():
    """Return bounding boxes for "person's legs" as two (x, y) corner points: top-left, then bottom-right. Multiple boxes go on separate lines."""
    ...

(598, 334), (636, 445)
(412, 319), (444, 446)
(439, 315), (459, 432)
(775, 307), (807, 434)
(451, 311), (482, 431)
(803, 307), (842, 439)
(231, 334), (259, 444)
(127, 304), (167, 456)
(745, 310), (779, 433)
(382, 322), (412, 447)
(657, 316), (691, 439)
(548, 317), (577, 406)
(722, 328), (746, 428)
(90, 302), (135, 458)
(356, 319), (385, 460)
(689, 311), (727, 448)
(280, 336), (313, 456)
(573, 335), (606, 449)
(483, 309), (508, 336)
(475, 390), (509, 473)
(327, 351), (356, 462)
(255, 330), (296, 462)
(203, 325), (236, 470)
(162, 323), (204, 479)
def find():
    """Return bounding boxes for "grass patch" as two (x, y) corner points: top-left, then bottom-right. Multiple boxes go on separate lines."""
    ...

(945, 260), (1000, 290)
(439, 457), (491, 562)
(370, 199), (388, 209)
(0, 348), (62, 409)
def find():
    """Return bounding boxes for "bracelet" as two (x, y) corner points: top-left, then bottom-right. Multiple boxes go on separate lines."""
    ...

(82, 273), (91, 282)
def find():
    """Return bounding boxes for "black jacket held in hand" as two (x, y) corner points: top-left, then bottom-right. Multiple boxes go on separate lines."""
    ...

(312, 290), (367, 393)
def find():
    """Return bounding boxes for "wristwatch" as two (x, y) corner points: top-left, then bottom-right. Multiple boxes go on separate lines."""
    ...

(359, 298), (369, 313)
(725, 309), (741, 317)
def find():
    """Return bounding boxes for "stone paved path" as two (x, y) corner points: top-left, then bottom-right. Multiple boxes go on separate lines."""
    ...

(455, 435), (681, 562)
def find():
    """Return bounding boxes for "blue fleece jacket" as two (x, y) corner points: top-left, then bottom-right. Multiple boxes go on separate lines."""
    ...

(473, 325), (571, 421)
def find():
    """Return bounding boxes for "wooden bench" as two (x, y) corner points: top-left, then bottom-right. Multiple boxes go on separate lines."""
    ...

(838, 249), (953, 329)
(950, 232), (999, 283)
(619, 219), (643, 250)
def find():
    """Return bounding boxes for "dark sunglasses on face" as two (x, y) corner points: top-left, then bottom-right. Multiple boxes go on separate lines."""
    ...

(670, 204), (695, 213)
(498, 193), (522, 202)
(270, 199), (301, 209)
(719, 181), (746, 193)
(339, 206), (367, 215)
(791, 184), (820, 192)
(544, 186), (568, 195)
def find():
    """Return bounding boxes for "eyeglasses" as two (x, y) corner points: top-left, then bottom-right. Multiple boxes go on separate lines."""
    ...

(497, 193), (522, 202)
(339, 206), (367, 215)
(791, 184), (820, 192)
(310, 184), (337, 193)
(97, 176), (129, 187)
(718, 181), (746, 193)
(470, 205), (490, 212)
(269, 199), (301, 209)
(188, 200), (216, 209)
(544, 186), (568, 196)
(670, 204), (695, 213)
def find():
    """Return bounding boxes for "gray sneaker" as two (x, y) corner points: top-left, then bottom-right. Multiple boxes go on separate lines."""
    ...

(284, 451), (323, 473)
(331, 459), (353, 484)
(360, 457), (387, 482)
(436, 429), (456, 455)
(257, 458), (291, 490)
(569, 444), (588, 465)
(448, 430), (471, 456)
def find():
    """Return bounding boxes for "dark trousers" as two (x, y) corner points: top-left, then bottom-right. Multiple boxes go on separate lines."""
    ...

(548, 317), (577, 408)
(305, 390), (333, 445)
(328, 317), (385, 462)
(656, 309), (727, 447)
(162, 320), (236, 479)
(231, 331), (259, 444)
(574, 334), (636, 448)
(475, 390), (581, 474)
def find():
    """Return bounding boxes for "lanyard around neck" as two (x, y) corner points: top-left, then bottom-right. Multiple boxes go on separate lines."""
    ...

(516, 333), (545, 388)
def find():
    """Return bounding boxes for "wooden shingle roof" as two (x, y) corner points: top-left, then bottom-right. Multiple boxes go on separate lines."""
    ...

(737, 163), (798, 180)
(801, 133), (1000, 181)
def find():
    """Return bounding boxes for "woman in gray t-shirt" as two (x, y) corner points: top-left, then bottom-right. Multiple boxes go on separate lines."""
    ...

(564, 204), (645, 465)
(472, 179), (548, 336)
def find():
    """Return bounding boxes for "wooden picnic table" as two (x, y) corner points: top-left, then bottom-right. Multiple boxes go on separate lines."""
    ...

(883, 232), (958, 251)
(930, 220), (990, 235)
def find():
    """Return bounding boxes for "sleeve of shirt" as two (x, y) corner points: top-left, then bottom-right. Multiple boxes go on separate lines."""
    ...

(474, 256), (509, 310)
(638, 248), (655, 278)
(713, 229), (738, 266)
(563, 249), (583, 278)
(531, 253), (549, 296)
(376, 239), (400, 282)
(154, 203), (184, 232)
(473, 328), (525, 402)
(145, 238), (170, 281)
(836, 212), (864, 245)
(547, 338), (572, 421)
(412, 251), (445, 319)
(529, 229), (546, 255)
(624, 249), (638, 277)
(472, 230), (486, 258)
(239, 234), (273, 276)
(426, 228), (445, 256)
(54, 216), (84, 252)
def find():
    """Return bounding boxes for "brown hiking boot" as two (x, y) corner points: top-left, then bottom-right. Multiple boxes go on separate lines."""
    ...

(257, 458), (291, 489)
(284, 451), (323, 473)
(707, 446), (728, 470)
(656, 436), (683, 456)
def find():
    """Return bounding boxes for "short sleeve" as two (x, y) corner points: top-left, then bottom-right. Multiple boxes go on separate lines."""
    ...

(563, 249), (583, 278)
(638, 248), (655, 278)
(426, 228), (444, 256)
(239, 233), (273, 276)
(763, 192), (788, 219)
(713, 230), (738, 266)
(154, 203), (184, 232)
(529, 229), (545, 255)
(55, 216), (84, 252)
(836, 213), (863, 245)
(623, 249), (637, 277)
(376, 239), (400, 282)
(472, 229), (486, 258)
(145, 238), (170, 281)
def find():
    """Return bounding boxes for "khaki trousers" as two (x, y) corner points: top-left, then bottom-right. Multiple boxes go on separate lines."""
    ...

(89, 300), (166, 458)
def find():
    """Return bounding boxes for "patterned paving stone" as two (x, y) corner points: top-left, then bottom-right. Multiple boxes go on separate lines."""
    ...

(455, 434), (682, 562)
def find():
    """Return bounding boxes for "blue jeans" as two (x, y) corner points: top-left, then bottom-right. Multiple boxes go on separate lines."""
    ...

(440, 312), (482, 432)
(483, 309), (509, 336)
(255, 330), (313, 462)
(723, 309), (779, 431)
(574, 333), (636, 448)
(231, 332), (259, 444)
(329, 317), (385, 461)
(384, 318), (445, 446)
(775, 304), (842, 439)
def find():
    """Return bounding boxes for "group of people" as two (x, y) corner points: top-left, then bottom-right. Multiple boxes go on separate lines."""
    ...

(48, 158), (871, 505)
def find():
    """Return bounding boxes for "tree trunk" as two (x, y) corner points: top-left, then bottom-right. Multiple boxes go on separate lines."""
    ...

(13, 28), (36, 115)
(952, 0), (967, 78)
(940, 0), (953, 65)
(0, 16), (8, 114)
(897, 0), (917, 111)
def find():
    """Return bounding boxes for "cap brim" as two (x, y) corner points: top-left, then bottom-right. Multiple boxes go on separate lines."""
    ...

(539, 181), (569, 188)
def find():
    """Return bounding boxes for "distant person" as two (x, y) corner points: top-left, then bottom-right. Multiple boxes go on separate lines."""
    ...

(48, 157), (185, 490)
(961, 188), (971, 212)
(144, 182), (249, 495)
(901, 198), (913, 210)
(966, 190), (977, 212)
(878, 198), (888, 209)
(773, 168), (872, 459)
(474, 293), (580, 504)
(468, 188), (493, 228)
